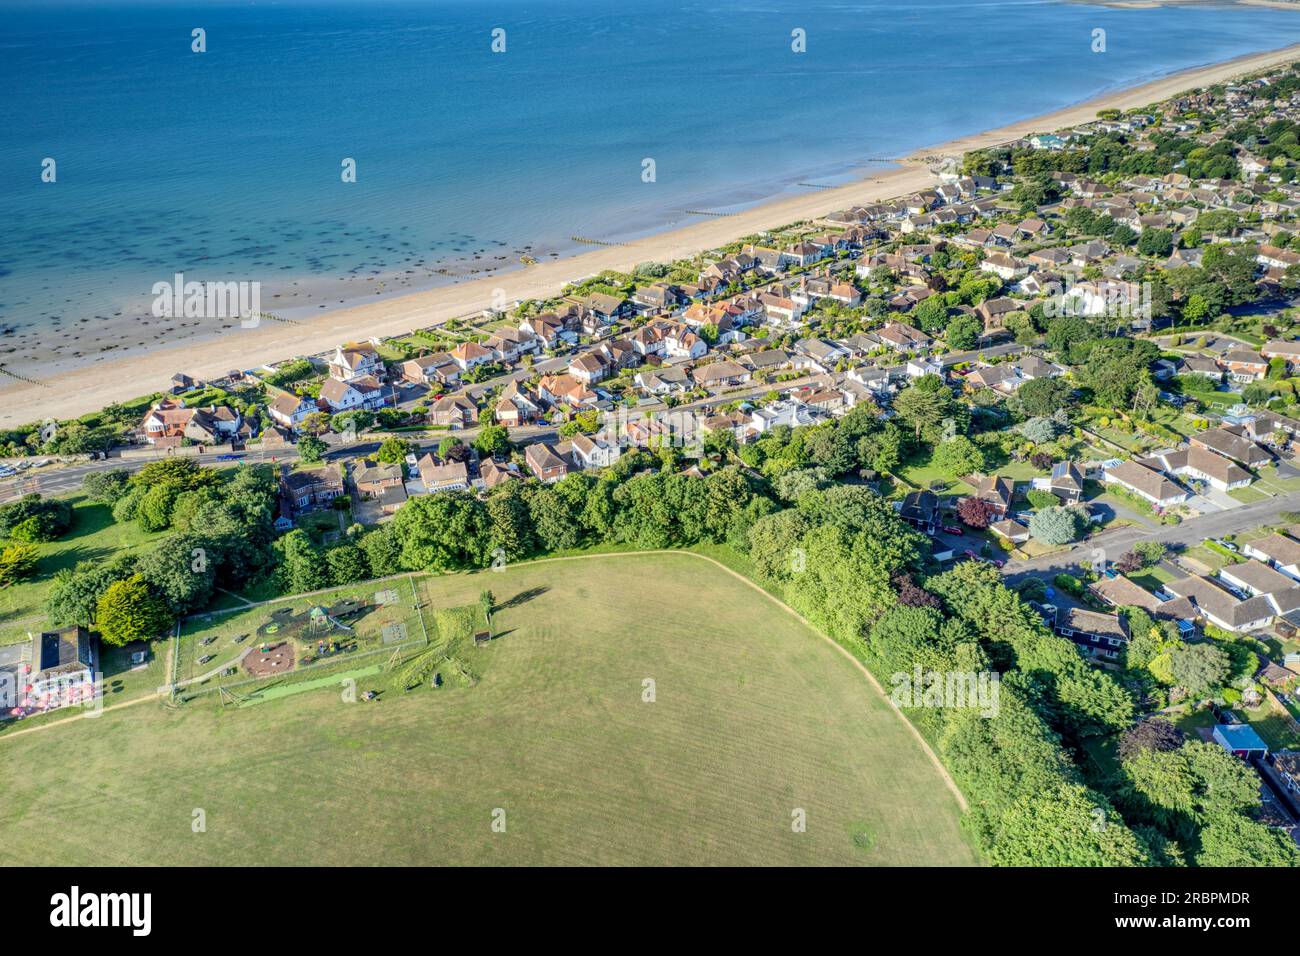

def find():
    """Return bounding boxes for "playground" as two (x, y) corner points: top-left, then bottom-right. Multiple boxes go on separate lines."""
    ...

(174, 579), (427, 696)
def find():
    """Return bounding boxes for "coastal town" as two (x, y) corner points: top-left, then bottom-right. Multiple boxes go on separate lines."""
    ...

(9, 54), (1300, 870)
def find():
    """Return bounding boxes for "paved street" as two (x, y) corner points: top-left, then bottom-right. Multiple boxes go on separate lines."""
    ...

(1002, 490), (1300, 585)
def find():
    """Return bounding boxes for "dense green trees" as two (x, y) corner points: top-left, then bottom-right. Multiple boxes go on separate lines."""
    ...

(0, 494), (73, 542)
(95, 574), (171, 646)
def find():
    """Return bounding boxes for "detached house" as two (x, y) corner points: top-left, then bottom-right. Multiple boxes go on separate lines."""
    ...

(525, 442), (570, 483)
(329, 344), (384, 382)
(268, 393), (321, 431)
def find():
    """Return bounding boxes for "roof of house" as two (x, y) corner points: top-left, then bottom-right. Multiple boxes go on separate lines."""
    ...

(1213, 722), (1268, 752)
(35, 626), (92, 674)
(1245, 533), (1300, 567)
(1104, 460), (1185, 502)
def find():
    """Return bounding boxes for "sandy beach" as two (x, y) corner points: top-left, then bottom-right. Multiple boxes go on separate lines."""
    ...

(7, 38), (1300, 428)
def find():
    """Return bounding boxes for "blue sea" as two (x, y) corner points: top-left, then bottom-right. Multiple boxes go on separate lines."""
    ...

(1, 0), (1299, 373)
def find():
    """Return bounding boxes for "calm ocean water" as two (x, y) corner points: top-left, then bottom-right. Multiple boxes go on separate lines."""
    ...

(1, 0), (1298, 369)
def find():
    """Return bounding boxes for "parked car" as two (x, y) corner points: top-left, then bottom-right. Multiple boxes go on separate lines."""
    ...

(942, 525), (963, 536)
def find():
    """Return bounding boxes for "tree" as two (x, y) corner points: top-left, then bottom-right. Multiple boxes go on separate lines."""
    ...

(0, 542), (39, 587)
(325, 543), (370, 586)
(480, 589), (495, 628)
(1196, 811), (1300, 867)
(1019, 417), (1059, 445)
(136, 483), (180, 533)
(945, 313), (982, 351)
(893, 375), (952, 442)
(1026, 489), (1060, 510)
(95, 574), (171, 646)
(273, 529), (329, 595)
(1028, 505), (1084, 545)
(376, 437), (413, 465)
(1118, 718), (1184, 762)
(956, 496), (997, 529)
(474, 424), (510, 458)
(987, 782), (1149, 866)
(932, 436), (985, 477)
(1016, 376), (1076, 418)
(0, 494), (73, 541)
(1137, 228), (1174, 258)
(1169, 642), (1229, 697)
(136, 534), (217, 615)
(82, 469), (131, 505)
(296, 434), (327, 464)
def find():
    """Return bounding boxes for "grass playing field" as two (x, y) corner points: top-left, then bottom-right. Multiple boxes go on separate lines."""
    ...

(0, 552), (976, 866)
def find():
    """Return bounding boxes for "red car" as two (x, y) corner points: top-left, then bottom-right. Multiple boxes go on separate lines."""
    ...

(942, 525), (963, 536)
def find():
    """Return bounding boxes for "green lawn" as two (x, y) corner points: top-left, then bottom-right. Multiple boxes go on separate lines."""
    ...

(0, 496), (162, 646)
(0, 553), (975, 866)
(1228, 485), (1271, 505)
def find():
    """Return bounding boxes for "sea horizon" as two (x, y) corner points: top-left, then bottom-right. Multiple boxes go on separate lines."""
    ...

(3, 0), (1300, 381)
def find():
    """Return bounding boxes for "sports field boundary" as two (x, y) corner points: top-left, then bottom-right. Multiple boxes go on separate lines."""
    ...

(0, 550), (971, 815)
(489, 549), (971, 814)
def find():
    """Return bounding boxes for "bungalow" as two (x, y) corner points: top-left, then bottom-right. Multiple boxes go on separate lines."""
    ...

(989, 518), (1031, 544)
(1218, 559), (1300, 609)
(1103, 460), (1188, 509)
(1257, 244), (1300, 271)
(876, 321), (932, 352)
(1163, 575), (1277, 634)
(633, 366), (692, 396)
(1261, 339), (1300, 370)
(691, 360), (752, 389)
(1089, 574), (1194, 622)
(749, 400), (827, 434)
(1242, 533), (1300, 581)
(1141, 447), (1251, 493)
(1189, 427), (1271, 469)
(1220, 349), (1268, 383)
(525, 442), (570, 483)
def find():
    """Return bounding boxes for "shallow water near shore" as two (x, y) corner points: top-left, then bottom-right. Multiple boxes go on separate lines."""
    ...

(1, 0), (1298, 378)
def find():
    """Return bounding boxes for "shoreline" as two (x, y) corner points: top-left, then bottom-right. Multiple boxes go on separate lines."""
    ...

(8, 39), (1300, 427)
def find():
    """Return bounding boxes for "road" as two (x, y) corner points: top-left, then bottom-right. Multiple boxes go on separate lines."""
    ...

(1001, 489), (1300, 585)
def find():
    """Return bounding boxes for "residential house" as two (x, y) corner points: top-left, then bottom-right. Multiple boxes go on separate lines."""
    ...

(567, 433), (622, 470)
(428, 393), (478, 429)
(282, 465), (345, 514)
(1102, 460), (1188, 509)
(329, 344), (384, 382)
(416, 454), (470, 493)
(525, 442), (570, 483)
